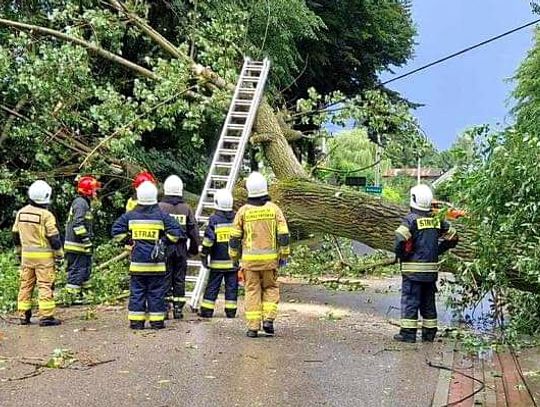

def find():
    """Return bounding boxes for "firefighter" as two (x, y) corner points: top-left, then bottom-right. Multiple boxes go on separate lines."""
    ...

(64, 176), (101, 302)
(229, 172), (290, 338)
(112, 181), (184, 329)
(126, 171), (157, 212)
(12, 180), (64, 326)
(158, 175), (200, 319)
(394, 184), (458, 343)
(199, 189), (238, 318)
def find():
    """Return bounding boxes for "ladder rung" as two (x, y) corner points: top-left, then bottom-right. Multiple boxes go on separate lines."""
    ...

(215, 161), (233, 168)
(210, 175), (229, 181)
(227, 124), (245, 130)
(234, 100), (253, 106)
(218, 149), (237, 155)
(197, 216), (209, 223)
(240, 76), (260, 82)
(185, 275), (199, 283)
(231, 112), (249, 118)
(187, 260), (202, 268)
(223, 136), (241, 143)
(202, 202), (215, 208)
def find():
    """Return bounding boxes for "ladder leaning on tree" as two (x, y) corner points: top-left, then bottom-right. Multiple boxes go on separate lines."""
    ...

(187, 57), (271, 311)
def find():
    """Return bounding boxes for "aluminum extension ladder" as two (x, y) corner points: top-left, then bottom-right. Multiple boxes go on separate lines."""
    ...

(187, 57), (271, 311)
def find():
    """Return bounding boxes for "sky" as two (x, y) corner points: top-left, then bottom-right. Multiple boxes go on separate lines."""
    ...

(380, 0), (537, 150)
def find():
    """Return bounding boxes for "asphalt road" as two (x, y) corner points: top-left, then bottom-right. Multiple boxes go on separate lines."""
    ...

(0, 277), (447, 407)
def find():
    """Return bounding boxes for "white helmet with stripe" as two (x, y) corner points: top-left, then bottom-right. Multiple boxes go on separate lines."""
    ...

(410, 184), (433, 211)
(214, 189), (233, 211)
(164, 175), (183, 196)
(246, 172), (268, 198)
(137, 181), (158, 205)
(28, 180), (52, 205)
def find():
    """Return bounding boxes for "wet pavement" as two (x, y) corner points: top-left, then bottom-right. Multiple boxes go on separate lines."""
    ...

(0, 277), (450, 407)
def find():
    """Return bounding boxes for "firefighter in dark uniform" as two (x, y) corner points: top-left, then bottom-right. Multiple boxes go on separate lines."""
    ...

(199, 189), (238, 318)
(158, 175), (200, 319)
(394, 184), (458, 343)
(112, 181), (184, 329)
(64, 176), (101, 302)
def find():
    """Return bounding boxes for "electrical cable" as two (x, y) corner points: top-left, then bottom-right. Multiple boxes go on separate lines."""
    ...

(313, 158), (383, 175)
(292, 19), (540, 121)
(426, 359), (485, 407)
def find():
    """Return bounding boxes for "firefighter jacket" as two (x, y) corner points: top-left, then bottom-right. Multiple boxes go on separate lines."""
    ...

(394, 209), (458, 282)
(12, 202), (63, 265)
(229, 198), (290, 271)
(201, 210), (236, 271)
(111, 204), (184, 275)
(125, 196), (137, 212)
(158, 196), (200, 257)
(64, 196), (93, 255)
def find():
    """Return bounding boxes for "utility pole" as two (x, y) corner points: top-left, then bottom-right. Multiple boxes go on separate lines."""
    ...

(374, 132), (382, 186)
(417, 154), (421, 185)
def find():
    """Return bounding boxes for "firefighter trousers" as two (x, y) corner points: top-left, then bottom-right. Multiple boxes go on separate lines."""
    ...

(164, 250), (187, 308)
(244, 268), (279, 331)
(17, 261), (56, 319)
(128, 274), (166, 322)
(66, 253), (92, 292)
(200, 270), (238, 316)
(400, 276), (437, 340)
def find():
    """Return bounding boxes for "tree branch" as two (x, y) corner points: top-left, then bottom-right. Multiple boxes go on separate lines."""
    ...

(0, 97), (28, 147)
(0, 17), (157, 80)
(109, 0), (232, 91)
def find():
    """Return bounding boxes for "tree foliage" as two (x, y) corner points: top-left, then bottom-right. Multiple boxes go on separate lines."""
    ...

(444, 28), (540, 336)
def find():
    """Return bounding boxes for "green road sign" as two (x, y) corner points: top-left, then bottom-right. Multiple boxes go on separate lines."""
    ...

(365, 185), (383, 194)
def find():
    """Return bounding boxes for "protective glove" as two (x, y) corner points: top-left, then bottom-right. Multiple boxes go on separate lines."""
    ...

(279, 258), (288, 268)
(201, 255), (209, 269)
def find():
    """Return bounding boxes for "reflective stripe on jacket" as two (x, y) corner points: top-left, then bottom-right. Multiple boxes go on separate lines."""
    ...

(111, 205), (184, 275)
(12, 204), (63, 264)
(202, 211), (236, 271)
(64, 196), (93, 254)
(229, 200), (290, 271)
(394, 210), (456, 282)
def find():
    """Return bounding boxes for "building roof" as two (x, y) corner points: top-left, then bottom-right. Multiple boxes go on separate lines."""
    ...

(383, 168), (444, 178)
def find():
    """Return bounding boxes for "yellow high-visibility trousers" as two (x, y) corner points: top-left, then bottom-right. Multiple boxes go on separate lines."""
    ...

(244, 268), (279, 331)
(17, 261), (56, 319)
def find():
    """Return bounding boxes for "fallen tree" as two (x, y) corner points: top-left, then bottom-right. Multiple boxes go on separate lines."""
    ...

(0, 3), (533, 293)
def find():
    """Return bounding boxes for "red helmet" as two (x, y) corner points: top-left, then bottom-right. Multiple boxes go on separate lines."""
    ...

(132, 171), (157, 189)
(77, 176), (101, 197)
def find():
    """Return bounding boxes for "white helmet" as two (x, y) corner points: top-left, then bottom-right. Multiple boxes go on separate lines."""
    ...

(410, 184), (433, 211)
(246, 172), (268, 198)
(28, 180), (52, 205)
(137, 181), (158, 205)
(214, 189), (233, 211)
(164, 175), (183, 196)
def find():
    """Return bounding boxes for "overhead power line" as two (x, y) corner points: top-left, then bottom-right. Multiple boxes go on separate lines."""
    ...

(292, 18), (540, 120)
(382, 18), (540, 86)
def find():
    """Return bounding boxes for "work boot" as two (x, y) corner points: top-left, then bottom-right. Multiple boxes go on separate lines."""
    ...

(262, 320), (274, 336)
(173, 303), (183, 320)
(246, 330), (258, 338)
(20, 310), (32, 325)
(150, 321), (165, 330)
(39, 317), (62, 327)
(130, 321), (145, 330)
(199, 308), (213, 318)
(225, 309), (237, 319)
(422, 328), (437, 343)
(393, 333), (416, 343)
